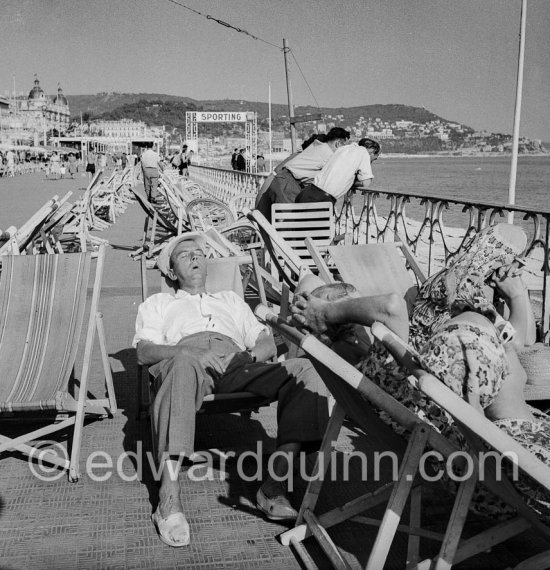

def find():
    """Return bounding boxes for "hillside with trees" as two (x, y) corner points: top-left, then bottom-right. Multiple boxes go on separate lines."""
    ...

(65, 93), (545, 154)
(67, 93), (456, 137)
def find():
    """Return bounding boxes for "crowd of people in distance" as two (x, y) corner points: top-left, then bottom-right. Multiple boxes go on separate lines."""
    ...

(170, 145), (194, 177)
(0, 148), (144, 180)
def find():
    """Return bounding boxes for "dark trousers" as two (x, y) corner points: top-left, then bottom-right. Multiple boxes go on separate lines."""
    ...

(149, 332), (329, 462)
(256, 169), (303, 223)
(295, 183), (336, 205)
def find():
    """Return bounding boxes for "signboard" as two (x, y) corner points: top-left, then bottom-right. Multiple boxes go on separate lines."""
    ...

(196, 111), (251, 123)
(289, 113), (323, 125)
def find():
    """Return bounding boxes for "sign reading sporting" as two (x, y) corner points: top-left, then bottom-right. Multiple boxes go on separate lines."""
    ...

(196, 111), (253, 123)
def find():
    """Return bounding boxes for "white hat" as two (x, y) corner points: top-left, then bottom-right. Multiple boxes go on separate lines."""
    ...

(157, 232), (208, 276)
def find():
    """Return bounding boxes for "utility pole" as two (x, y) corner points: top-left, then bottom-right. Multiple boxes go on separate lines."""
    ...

(283, 39), (297, 153)
(507, 0), (527, 223)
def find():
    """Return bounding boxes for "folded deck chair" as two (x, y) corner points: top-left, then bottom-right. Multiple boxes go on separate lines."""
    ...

(0, 193), (73, 256)
(0, 246), (116, 482)
(256, 307), (550, 570)
(158, 177), (193, 233)
(137, 251), (271, 428)
(129, 187), (182, 261)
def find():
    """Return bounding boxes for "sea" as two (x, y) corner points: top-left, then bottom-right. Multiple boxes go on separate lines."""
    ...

(353, 154), (550, 233)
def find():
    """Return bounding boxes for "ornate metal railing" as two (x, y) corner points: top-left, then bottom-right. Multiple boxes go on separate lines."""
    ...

(336, 188), (550, 340)
(188, 164), (550, 340)
(188, 165), (268, 213)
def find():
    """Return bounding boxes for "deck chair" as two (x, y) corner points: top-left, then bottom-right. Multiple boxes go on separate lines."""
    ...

(372, 321), (550, 570)
(271, 202), (336, 270)
(256, 307), (550, 569)
(137, 252), (271, 428)
(245, 208), (310, 291)
(186, 198), (236, 232)
(0, 246), (117, 482)
(309, 238), (426, 311)
(158, 177), (193, 233)
(129, 187), (181, 261)
(0, 193), (73, 257)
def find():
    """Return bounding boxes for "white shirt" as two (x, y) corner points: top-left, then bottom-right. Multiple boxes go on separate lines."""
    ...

(314, 143), (374, 200)
(284, 140), (333, 184)
(133, 289), (267, 350)
(141, 149), (160, 169)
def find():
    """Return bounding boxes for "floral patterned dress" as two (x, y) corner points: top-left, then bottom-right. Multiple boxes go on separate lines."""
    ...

(358, 224), (550, 522)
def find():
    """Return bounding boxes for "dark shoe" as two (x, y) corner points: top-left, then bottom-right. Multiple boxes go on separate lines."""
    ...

(256, 487), (298, 521)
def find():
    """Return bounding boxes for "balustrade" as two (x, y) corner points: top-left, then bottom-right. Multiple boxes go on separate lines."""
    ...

(188, 164), (267, 215)
(187, 165), (550, 340)
(336, 187), (550, 341)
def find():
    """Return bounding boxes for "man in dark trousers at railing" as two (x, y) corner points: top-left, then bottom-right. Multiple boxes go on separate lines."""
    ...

(134, 233), (329, 548)
(295, 137), (380, 206)
(255, 127), (350, 222)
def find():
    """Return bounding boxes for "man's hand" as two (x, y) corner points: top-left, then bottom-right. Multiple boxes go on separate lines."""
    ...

(289, 291), (330, 334)
(177, 345), (234, 379)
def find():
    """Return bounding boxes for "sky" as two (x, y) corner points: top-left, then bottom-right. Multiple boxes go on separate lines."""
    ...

(1, 0), (549, 140)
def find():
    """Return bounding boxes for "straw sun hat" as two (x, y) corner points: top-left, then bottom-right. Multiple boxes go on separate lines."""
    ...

(156, 232), (208, 277)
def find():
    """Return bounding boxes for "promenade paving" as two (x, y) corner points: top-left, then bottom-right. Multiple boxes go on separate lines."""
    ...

(0, 171), (546, 569)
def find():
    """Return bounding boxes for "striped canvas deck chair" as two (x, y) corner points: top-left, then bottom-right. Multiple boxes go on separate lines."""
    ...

(0, 246), (116, 482)
(137, 250), (270, 428)
(255, 307), (550, 569)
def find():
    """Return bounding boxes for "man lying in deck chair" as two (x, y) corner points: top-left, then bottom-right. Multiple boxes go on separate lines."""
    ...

(133, 232), (329, 547)
(291, 223), (550, 523)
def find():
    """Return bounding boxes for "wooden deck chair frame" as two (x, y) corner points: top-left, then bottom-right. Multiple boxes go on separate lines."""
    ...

(129, 187), (179, 260)
(157, 177), (193, 234)
(0, 194), (73, 257)
(255, 307), (550, 570)
(0, 245), (117, 482)
(273, 239), (549, 568)
(245, 208), (308, 291)
(372, 322), (550, 570)
(137, 252), (271, 438)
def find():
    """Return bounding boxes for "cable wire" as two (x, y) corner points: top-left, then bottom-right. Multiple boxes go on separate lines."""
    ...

(164, 0), (322, 110)
(289, 49), (322, 109)
(164, 0), (282, 50)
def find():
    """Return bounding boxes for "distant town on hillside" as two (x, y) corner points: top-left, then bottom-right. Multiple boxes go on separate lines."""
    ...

(65, 92), (546, 155)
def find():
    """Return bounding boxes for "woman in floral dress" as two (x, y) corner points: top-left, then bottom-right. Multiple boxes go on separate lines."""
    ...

(292, 223), (550, 521)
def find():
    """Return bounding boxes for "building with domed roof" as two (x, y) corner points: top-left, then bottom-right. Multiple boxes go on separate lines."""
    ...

(0, 76), (71, 146)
